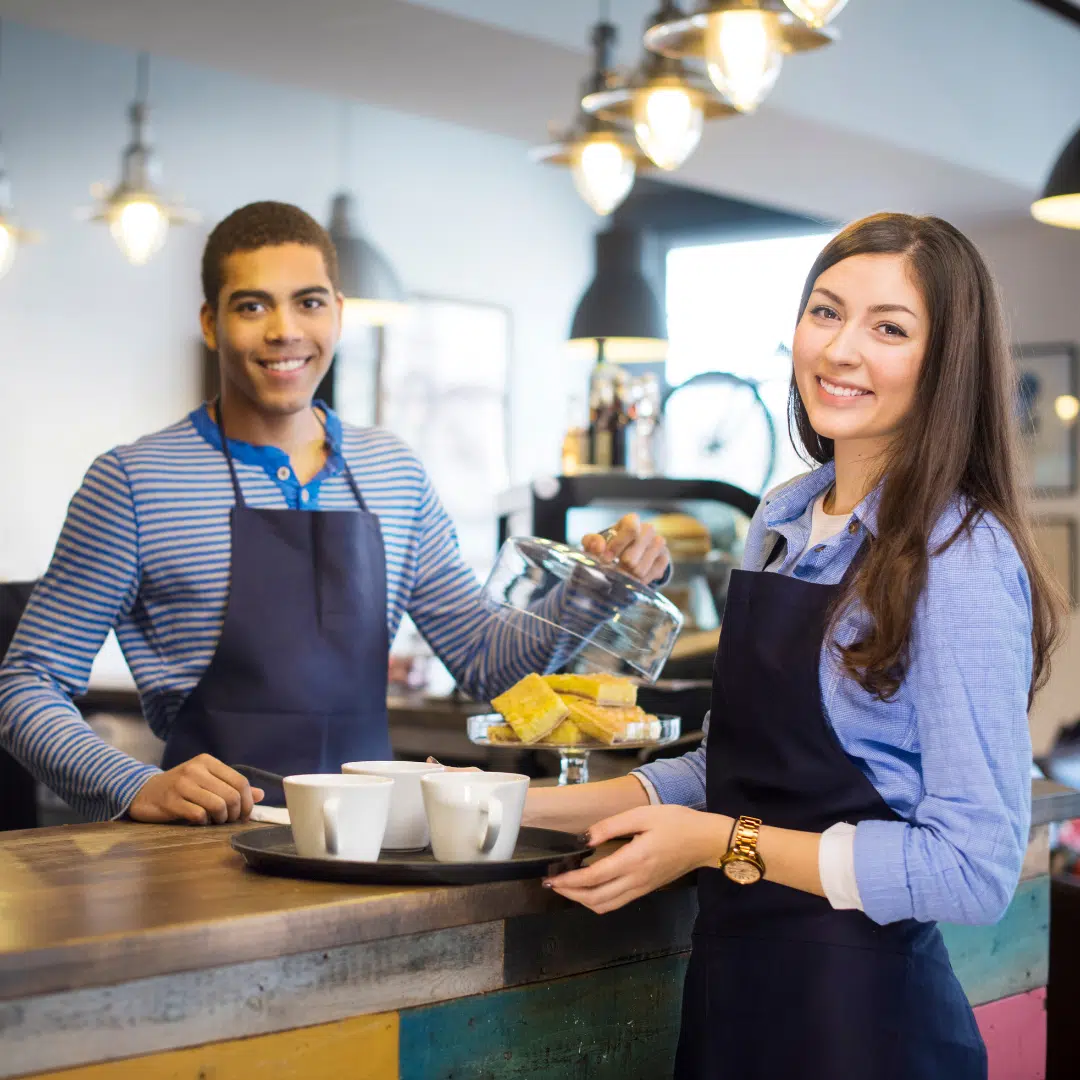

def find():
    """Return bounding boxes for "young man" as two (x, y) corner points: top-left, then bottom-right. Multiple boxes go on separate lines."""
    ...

(0, 202), (670, 826)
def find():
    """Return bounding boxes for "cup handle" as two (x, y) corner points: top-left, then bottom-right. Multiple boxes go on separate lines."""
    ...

(323, 796), (340, 857)
(478, 794), (503, 855)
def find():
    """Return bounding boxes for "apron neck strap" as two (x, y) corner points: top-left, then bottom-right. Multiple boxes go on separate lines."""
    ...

(312, 409), (368, 512)
(214, 400), (369, 512)
(213, 399), (247, 508)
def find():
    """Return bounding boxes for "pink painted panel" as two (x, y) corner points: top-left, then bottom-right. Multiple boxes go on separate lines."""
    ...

(975, 987), (1047, 1080)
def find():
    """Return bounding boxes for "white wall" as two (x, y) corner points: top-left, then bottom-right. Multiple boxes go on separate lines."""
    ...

(967, 216), (1080, 754)
(0, 21), (596, 583)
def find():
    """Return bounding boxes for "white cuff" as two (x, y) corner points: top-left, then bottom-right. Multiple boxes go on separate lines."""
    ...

(818, 822), (864, 911)
(631, 771), (662, 805)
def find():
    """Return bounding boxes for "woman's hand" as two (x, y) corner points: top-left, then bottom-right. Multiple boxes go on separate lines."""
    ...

(582, 513), (670, 584)
(543, 804), (732, 914)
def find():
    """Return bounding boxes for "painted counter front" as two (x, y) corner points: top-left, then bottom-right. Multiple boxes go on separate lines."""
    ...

(0, 779), (1075, 1079)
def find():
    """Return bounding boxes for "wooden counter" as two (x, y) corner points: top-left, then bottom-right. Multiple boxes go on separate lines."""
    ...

(1, 781), (1077, 1079)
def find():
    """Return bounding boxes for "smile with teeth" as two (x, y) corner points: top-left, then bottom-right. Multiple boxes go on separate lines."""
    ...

(259, 357), (310, 372)
(818, 376), (871, 399)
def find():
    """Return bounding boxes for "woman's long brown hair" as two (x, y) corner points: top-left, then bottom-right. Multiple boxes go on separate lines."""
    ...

(789, 213), (1066, 703)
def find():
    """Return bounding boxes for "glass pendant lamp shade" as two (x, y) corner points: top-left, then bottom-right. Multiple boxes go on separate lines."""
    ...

(704, 8), (784, 113)
(643, 1), (838, 115)
(571, 136), (638, 215)
(0, 23), (36, 279)
(532, 14), (656, 215)
(108, 197), (168, 265)
(1032, 124), (1080, 231)
(0, 172), (36, 280)
(84, 56), (198, 265)
(632, 82), (705, 169)
(0, 220), (15, 279)
(782, 0), (849, 29)
(581, 3), (737, 173)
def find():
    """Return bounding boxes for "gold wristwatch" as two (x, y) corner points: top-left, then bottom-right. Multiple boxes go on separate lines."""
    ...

(719, 815), (766, 885)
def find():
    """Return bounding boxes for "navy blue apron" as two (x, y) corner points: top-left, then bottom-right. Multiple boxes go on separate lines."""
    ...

(162, 406), (391, 802)
(674, 539), (987, 1079)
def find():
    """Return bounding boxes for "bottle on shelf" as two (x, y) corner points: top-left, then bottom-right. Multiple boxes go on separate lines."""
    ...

(560, 395), (587, 476)
(586, 341), (630, 470)
(627, 372), (661, 476)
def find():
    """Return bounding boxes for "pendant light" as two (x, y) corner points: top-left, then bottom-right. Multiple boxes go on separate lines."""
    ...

(0, 21), (38, 279)
(1032, 124), (1080, 231)
(83, 53), (198, 265)
(568, 226), (668, 363)
(531, 13), (652, 216)
(327, 105), (407, 325)
(582, 1), (737, 172)
(645, 1), (839, 115)
(782, 0), (848, 29)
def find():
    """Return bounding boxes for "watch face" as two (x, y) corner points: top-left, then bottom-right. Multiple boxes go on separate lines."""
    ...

(723, 859), (762, 885)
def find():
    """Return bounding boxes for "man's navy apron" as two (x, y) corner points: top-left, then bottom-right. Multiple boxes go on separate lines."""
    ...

(162, 406), (391, 801)
(674, 539), (987, 1079)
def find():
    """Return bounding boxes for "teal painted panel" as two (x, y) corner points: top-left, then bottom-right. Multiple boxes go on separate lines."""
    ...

(942, 876), (1050, 1007)
(398, 953), (688, 1080)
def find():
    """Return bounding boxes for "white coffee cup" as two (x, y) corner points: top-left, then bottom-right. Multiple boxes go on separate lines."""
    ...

(420, 771), (530, 863)
(341, 760), (443, 851)
(283, 773), (393, 861)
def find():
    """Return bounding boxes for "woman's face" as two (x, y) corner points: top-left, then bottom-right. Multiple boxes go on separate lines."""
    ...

(792, 253), (928, 451)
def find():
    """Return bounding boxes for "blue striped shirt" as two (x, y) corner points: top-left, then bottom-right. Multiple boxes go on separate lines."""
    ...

(0, 404), (560, 821)
(635, 462), (1034, 927)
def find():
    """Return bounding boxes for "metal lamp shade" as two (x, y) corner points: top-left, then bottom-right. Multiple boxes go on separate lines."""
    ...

(1032, 125), (1080, 231)
(569, 227), (668, 363)
(328, 193), (407, 325)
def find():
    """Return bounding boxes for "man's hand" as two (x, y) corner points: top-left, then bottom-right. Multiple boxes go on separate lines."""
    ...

(129, 755), (264, 825)
(582, 513), (670, 584)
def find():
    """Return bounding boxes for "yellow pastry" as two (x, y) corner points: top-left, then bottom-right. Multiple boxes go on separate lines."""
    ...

(491, 673), (569, 744)
(543, 673), (637, 708)
(559, 697), (648, 745)
(486, 723), (522, 744)
(541, 718), (587, 746)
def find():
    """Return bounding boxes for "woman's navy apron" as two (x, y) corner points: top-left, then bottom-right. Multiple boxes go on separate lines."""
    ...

(161, 406), (392, 801)
(674, 539), (987, 1079)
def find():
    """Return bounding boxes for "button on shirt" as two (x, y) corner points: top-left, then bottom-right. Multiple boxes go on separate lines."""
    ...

(634, 462), (1034, 927)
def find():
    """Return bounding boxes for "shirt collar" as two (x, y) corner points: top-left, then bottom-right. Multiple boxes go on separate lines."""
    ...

(189, 398), (344, 469)
(763, 460), (881, 538)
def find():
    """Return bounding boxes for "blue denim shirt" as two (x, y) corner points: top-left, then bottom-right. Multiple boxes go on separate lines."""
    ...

(635, 462), (1034, 927)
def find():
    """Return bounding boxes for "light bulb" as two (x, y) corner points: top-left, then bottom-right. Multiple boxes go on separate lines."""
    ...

(704, 9), (784, 114)
(571, 137), (636, 216)
(1056, 394), (1080, 425)
(0, 224), (17, 280)
(1032, 193), (1080, 230)
(110, 198), (168, 265)
(632, 85), (704, 171)
(782, 0), (848, 29)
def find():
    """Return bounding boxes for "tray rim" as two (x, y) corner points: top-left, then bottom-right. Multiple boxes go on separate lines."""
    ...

(230, 824), (591, 885)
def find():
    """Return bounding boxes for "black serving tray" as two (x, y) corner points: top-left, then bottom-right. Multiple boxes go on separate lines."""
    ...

(231, 825), (590, 886)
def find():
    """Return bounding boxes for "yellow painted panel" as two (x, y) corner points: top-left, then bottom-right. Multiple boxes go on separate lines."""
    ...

(28, 1012), (399, 1080)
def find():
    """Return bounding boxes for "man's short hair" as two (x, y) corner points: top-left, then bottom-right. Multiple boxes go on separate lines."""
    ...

(201, 201), (340, 306)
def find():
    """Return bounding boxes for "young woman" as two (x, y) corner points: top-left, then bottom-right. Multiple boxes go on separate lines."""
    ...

(527, 213), (1066, 1079)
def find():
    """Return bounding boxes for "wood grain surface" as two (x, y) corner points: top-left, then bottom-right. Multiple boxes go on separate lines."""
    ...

(0, 820), (588, 1001)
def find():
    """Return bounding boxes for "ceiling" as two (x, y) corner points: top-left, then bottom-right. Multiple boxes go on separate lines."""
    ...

(0, 0), (1077, 225)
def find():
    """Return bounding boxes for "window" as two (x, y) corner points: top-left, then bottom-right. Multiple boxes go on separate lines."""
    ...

(665, 231), (834, 490)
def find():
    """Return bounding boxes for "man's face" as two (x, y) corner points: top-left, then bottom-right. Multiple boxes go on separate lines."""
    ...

(201, 243), (343, 417)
